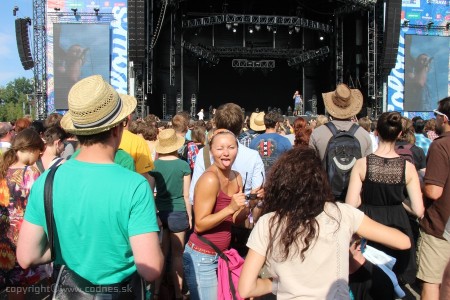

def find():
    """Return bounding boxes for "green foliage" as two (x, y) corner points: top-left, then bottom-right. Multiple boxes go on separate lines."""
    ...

(0, 77), (34, 121)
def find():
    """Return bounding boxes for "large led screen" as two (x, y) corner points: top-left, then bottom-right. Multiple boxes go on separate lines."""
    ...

(403, 35), (449, 112)
(53, 23), (110, 110)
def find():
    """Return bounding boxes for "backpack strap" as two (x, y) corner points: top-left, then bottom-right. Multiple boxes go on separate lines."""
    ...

(325, 122), (339, 137)
(347, 123), (360, 136)
(44, 164), (61, 261)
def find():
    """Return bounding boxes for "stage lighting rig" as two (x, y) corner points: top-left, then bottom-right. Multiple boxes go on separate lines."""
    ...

(403, 19), (410, 27)
(71, 8), (78, 16)
(248, 25), (254, 34)
(13, 6), (19, 16)
(255, 24), (261, 31)
(94, 8), (100, 16)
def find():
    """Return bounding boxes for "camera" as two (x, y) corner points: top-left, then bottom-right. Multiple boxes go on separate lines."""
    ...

(245, 193), (258, 200)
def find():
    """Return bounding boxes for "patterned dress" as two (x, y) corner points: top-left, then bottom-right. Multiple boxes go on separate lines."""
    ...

(0, 165), (49, 288)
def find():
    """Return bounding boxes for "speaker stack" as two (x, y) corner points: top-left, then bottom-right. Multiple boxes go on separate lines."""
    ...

(380, 0), (401, 77)
(15, 18), (34, 70)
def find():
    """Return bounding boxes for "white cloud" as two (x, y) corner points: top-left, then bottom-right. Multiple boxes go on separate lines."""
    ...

(0, 32), (13, 57)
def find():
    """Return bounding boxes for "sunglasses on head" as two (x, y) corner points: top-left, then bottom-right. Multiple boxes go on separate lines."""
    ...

(433, 109), (448, 119)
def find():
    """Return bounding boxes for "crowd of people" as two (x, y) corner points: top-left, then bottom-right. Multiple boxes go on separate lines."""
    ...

(0, 76), (449, 300)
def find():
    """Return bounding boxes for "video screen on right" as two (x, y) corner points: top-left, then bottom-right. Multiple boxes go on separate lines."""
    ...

(404, 35), (450, 112)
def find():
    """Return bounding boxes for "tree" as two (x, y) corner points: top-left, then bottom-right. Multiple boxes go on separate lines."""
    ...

(0, 77), (33, 121)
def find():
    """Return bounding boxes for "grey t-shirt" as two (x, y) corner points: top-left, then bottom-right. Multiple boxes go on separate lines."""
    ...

(309, 120), (373, 161)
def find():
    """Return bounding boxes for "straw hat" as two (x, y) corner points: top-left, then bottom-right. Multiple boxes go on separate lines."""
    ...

(322, 83), (363, 119)
(249, 112), (266, 131)
(60, 75), (137, 135)
(155, 128), (185, 154)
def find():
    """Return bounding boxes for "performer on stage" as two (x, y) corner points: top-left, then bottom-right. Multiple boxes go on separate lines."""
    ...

(293, 90), (303, 116)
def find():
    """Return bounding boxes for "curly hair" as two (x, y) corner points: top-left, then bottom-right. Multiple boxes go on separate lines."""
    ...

(262, 146), (336, 261)
(294, 126), (312, 147)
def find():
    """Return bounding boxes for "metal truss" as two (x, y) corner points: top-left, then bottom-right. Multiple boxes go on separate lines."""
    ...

(190, 94), (197, 118)
(33, 0), (47, 119)
(47, 12), (114, 23)
(135, 76), (145, 118)
(162, 94), (167, 119)
(232, 59), (275, 69)
(335, 17), (344, 85)
(183, 14), (333, 33)
(169, 11), (176, 86)
(204, 46), (304, 59)
(182, 42), (220, 64)
(287, 46), (330, 67)
(367, 7), (376, 100)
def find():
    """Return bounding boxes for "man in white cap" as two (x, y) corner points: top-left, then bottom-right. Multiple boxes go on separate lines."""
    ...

(16, 75), (163, 297)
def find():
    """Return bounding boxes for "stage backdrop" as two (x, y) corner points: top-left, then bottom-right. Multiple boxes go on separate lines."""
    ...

(53, 24), (111, 110)
(47, 0), (128, 112)
(388, 0), (450, 118)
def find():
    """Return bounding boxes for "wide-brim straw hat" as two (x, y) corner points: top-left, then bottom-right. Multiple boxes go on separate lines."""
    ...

(250, 112), (266, 131)
(155, 128), (185, 154)
(61, 75), (137, 135)
(322, 83), (363, 119)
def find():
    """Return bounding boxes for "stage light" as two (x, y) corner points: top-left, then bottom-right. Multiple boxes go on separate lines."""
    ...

(446, 22), (450, 30)
(54, 7), (61, 11)
(294, 25), (301, 33)
(233, 27), (237, 33)
(267, 25), (272, 31)
(319, 36), (324, 41)
(94, 8), (100, 16)
(288, 26), (294, 35)
(226, 22), (232, 30)
(248, 25), (253, 34)
(272, 26), (277, 34)
(255, 24), (261, 31)
(13, 6), (19, 16)
(71, 8), (78, 16)
(403, 19), (410, 27)
(427, 21), (434, 29)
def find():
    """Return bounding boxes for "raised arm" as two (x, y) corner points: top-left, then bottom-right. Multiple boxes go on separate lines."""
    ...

(194, 172), (244, 233)
(356, 215), (411, 250)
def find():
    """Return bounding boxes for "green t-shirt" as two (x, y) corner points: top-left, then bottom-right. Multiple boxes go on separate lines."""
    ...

(71, 148), (135, 171)
(149, 158), (191, 212)
(25, 159), (158, 284)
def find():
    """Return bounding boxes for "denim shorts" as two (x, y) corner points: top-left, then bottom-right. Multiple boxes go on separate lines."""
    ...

(183, 244), (219, 300)
(158, 211), (189, 233)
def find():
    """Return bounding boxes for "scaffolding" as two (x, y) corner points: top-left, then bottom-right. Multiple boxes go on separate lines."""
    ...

(335, 16), (344, 85)
(33, 0), (47, 119)
(367, 6), (377, 118)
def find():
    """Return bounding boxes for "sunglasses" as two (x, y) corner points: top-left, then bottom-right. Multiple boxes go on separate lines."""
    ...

(243, 171), (264, 200)
(433, 109), (448, 120)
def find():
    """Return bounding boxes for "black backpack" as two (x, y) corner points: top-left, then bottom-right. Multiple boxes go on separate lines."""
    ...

(178, 140), (192, 162)
(323, 122), (362, 201)
(394, 144), (415, 166)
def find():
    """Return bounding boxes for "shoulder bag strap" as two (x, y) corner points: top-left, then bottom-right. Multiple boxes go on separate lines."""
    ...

(196, 234), (238, 300)
(203, 144), (211, 169)
(44, 164), (61, 261)
(36, 158), (45, 173)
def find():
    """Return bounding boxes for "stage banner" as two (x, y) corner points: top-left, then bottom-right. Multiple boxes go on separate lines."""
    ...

(46, 0), (128, 112)
(388, 1), (450, 117)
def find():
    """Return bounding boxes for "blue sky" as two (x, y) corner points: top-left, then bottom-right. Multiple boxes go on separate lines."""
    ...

(0, 0), (33, 87)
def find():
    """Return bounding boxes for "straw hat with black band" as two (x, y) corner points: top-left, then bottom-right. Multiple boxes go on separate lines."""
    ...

(155, 128), (185, 154)
(322, 83), (363, 120)
(249, 112), (266, 131)
(61, 75), (137, 135)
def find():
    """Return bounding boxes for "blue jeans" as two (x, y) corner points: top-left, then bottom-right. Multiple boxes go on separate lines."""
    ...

(183, 244), (219, 300)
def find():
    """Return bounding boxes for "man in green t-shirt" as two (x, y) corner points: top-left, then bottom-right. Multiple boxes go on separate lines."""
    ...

(16, 76), (163, 292)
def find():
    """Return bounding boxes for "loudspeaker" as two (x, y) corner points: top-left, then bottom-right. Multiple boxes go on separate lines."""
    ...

(128, 0), (146, 64)
(381, 0), (401, 76)
(15, 18), (34, 70)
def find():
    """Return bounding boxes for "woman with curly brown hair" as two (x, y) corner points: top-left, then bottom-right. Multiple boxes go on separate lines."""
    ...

(238, 146), (411, 299)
